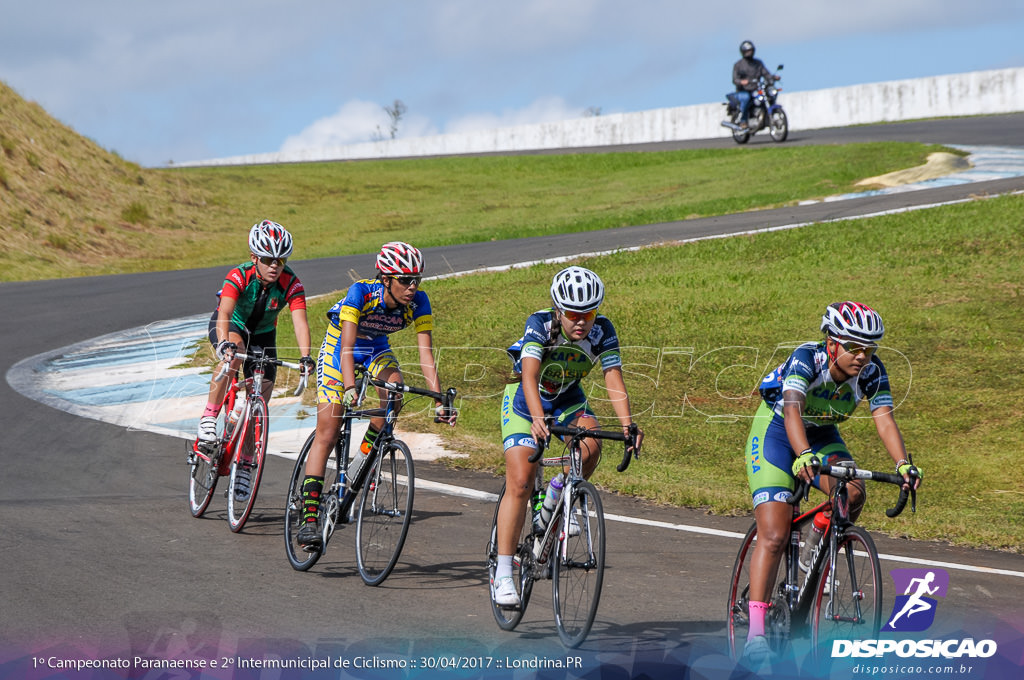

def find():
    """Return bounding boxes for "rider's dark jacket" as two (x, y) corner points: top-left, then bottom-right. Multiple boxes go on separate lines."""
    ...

(733, 57), (773, 92)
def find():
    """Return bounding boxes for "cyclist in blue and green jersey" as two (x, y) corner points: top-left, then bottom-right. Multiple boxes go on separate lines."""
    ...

(492, 266), (643, 607)
(197, 220), (313, 439)
(297, 242), (455, 549)
(740, 302), (921, 665)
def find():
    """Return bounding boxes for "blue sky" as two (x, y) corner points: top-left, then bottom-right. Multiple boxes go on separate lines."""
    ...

(2, 1), (1022, 167)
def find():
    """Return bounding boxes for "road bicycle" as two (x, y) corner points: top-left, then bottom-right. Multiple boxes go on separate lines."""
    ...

(284, 369), (456, 586)
(726, 458), (919, 663)
(187, 348), (306, 532)
(486, 420), (640, 648)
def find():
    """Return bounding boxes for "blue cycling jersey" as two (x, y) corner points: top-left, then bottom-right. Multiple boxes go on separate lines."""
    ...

(506, 308), (622, 400)
(758, 341), (893, 426)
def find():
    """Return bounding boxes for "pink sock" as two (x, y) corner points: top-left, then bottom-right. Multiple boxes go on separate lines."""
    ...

(748, 600), (769, 639)
(202, 402), (220, 418)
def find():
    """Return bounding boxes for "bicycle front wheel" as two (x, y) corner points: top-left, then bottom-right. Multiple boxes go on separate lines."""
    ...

(355, 439), (414, 586)
(811, 526), (882, 656)
(552, 481), (605, 648)
(487, 483), (536, 630)
(726, 522), (791, 661)
(227, 399), (268, 532)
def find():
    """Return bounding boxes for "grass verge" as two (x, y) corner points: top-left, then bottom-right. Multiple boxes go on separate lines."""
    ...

(272, 192), (1024, 552)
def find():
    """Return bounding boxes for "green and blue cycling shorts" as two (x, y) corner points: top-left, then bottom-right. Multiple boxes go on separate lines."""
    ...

(500, 382), (594, 453)
(746, 401), (853, 508)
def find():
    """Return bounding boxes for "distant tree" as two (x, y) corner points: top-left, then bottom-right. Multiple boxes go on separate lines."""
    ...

(384, 99), (407, 139)
(583, 106), (602, 117)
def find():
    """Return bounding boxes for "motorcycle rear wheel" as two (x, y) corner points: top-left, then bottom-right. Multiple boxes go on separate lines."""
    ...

(731, 113), (751, 144)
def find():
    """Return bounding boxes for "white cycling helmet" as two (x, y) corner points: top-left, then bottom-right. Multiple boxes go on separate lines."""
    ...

(550, 266), (605, 313)
(820, 301), (885, 344)
(376, 241), (424, 275)
(248, 220), (294, 259)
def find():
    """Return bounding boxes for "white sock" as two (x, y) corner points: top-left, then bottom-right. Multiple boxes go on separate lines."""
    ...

(495, 555), (513, 581)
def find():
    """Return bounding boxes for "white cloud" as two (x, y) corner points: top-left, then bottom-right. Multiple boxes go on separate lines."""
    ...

(443, 96), (590, 134)
(280, 100), (438, 151)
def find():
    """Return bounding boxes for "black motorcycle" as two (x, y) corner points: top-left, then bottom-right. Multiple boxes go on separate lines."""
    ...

(722, 65), (788, 144)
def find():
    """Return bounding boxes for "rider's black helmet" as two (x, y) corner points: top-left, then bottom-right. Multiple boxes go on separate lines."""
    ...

(740, 40), (755, 58)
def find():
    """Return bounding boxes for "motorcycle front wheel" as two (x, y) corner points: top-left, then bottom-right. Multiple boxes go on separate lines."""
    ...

(770, 109), (789, 142)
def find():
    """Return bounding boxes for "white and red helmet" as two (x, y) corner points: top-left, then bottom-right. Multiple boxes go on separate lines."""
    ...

(376, 241), (424, 275)
(820, 301), (885, 344)
(248, 220), (293, 259)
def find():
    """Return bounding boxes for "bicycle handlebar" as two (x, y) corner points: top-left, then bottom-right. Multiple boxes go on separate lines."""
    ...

(214, 350), (308, 397)
(788, 462), (918, 518)
(529, 420), (640, 472)
(359, 375), (457, 423)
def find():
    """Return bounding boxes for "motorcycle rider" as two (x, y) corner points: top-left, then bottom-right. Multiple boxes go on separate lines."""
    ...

(731, 40), (779, 129)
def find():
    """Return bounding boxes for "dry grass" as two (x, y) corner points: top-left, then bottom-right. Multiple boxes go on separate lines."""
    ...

(0, 81), (230, 280)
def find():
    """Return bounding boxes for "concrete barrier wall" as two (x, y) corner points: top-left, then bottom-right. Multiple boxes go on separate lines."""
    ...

(180, 66), (1024, 167)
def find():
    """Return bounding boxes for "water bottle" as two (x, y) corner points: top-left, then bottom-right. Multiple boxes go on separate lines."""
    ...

(347, 448), (368, 482)
(540, 474), (564, 526)
(531, 492), (546, 535)
(226, 400), (244, 435)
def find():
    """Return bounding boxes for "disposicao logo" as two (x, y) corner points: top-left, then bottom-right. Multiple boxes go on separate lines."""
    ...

(883, 568), (948, 632)
(832, 567), (998, 660)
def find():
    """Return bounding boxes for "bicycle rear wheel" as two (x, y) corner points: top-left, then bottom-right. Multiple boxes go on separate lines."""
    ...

(810, 526), (882, 656)
(552, 481), (605, 648)
(487, 483), (536, 630)
(227, 399), (268, 532)
(355, 439), (414, 586)
(188, 408), (227, 517)
(726, 523), (791, 661)
(188, 443), (220, 517)
(284, 432), (336, 571)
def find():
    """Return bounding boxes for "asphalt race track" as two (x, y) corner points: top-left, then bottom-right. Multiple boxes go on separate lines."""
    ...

(2, 116), (1024, 680)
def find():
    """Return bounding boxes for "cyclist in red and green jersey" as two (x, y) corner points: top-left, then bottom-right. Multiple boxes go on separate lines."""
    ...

(196, 221), (313, 466)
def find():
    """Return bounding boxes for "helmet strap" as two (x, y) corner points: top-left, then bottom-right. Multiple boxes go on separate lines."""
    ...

(380, 275), (405, 310)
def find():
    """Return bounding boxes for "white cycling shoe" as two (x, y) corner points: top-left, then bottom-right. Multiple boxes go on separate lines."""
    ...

(197, 416), (218, 442)
(492, 576), (520, 607)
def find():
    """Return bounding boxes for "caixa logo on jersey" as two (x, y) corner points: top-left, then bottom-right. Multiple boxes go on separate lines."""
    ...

(832, 568), (998, 659)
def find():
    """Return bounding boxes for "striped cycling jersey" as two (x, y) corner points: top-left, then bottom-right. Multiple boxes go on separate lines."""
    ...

(325, 279), (433, 337)
(506, 308), (621, 400)
(758, 341), (893, 426)
(217, 263), (306, 335)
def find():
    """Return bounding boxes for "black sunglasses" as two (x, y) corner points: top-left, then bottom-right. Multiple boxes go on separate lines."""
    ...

(393, 275), (422, 286)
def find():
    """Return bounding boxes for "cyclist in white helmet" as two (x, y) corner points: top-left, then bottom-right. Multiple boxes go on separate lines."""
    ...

(491, 266), (644, 607)
(194, 221), (313, 491)
(297, 241), (456, 549)
(739, 302), (921, 665)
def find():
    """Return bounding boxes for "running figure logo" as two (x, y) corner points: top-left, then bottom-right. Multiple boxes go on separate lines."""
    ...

(883, 568), (949, 632)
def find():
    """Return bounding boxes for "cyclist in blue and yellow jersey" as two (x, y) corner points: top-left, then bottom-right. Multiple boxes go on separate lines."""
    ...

(196, 221), (314, 494)
(491, 266), (643, 607)
(741, 302), (922, 665)
(297, 241), (456, 549)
